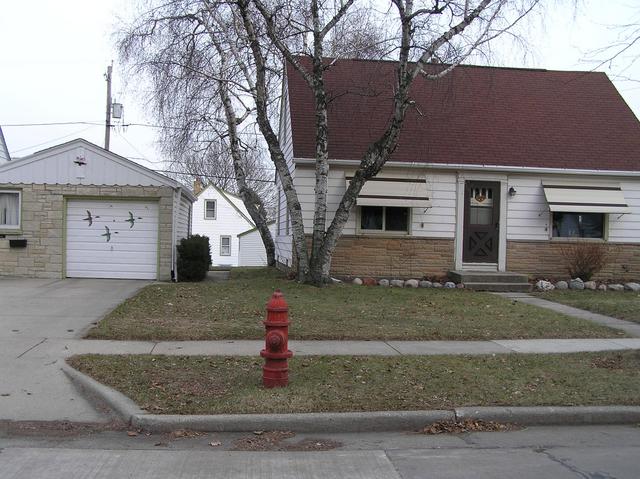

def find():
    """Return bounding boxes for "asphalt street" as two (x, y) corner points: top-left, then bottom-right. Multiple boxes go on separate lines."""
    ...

(1, 424), (639, 478)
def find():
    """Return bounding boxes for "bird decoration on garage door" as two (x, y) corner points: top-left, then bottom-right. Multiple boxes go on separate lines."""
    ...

(102, 226), (111, 242)
(83, 210), (100, 226)
(125, 211), (143, 228)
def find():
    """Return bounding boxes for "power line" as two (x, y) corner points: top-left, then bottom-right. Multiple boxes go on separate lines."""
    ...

(9, 125), (98, 155)
(2, 121), (103, 127)
(153, 169), (275, 183)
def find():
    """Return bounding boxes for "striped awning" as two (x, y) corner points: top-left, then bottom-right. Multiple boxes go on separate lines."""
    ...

(346, 177), (431, 208)
(542, 182), (631, 213)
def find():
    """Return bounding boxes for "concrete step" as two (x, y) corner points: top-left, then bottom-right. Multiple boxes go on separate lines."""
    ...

(449, 270), (529, 284)
(463, 282), (532, 293)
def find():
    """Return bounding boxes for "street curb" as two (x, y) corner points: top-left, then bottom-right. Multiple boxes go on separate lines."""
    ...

(455, 406), (640, 426)
(131, 410), (455, 433)
(63, 364), (640, 432)
(61, 363), (145, 424)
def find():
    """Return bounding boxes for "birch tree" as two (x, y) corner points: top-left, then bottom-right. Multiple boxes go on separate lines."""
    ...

(118, 1), (278, 265)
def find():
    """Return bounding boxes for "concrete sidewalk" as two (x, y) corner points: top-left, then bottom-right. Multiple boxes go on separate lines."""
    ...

(496, 292), (640, 337)
(21, 337), (640, 358)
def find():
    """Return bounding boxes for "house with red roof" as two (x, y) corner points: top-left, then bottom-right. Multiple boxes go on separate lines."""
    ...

(274, 58), (640, 285)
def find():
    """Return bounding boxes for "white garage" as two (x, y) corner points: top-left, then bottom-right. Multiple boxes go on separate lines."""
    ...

(66, 199), (159, 279)
(0, 138), (195, 281)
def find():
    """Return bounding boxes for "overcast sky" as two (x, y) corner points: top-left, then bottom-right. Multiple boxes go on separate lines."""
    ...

(1, 0), (639, 173)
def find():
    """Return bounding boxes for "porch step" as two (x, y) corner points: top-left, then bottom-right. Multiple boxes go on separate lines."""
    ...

(448, 270), (529, 284)
(448, 270), (531, 292)
(462, 282), (532, 293)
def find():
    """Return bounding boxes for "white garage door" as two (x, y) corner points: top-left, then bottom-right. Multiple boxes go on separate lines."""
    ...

(66, 199), (159, 279)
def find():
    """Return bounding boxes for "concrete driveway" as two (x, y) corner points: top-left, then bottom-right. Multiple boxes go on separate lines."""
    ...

(0, 277), (147, 422)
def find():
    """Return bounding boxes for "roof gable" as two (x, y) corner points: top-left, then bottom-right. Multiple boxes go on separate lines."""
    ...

(196, 184), (254, 227)
(0, 126), (10, 163)
(0, 139), (194, 198)
(286, 58), (640, 172)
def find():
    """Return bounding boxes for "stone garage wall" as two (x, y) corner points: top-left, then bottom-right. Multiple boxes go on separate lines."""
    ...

(507, 240), (640, 281)
(0, 184), (175, 280)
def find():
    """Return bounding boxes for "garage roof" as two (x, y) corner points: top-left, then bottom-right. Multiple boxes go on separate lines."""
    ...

(0, 138), (195, 200)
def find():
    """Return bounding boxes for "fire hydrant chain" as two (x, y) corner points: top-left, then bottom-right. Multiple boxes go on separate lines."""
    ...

(260, 289), (293, 388)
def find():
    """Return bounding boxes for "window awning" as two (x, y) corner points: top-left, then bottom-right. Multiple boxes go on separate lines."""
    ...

(346, 177), (431, 208)
(542, 182), (631, 213)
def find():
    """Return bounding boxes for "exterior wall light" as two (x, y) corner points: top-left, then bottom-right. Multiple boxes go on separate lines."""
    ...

(508, 187), (517, 197)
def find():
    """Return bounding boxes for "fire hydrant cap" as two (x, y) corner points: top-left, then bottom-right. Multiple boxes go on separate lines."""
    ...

(266, 289), (288, 312)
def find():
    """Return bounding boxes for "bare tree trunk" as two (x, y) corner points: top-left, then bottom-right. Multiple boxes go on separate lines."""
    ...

(238, 0), (310, 280)
(308, 0), (331, 285)
(218, 74), (276, 266)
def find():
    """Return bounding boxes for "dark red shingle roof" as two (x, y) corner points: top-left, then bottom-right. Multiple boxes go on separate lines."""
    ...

(286, 58), (640, 171)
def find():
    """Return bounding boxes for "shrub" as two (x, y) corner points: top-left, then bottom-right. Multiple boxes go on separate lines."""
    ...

(177, 235), (211, 282)
(562, 242), (608, 281)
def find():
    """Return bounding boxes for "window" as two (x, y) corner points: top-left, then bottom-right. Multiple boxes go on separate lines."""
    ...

(552, 212), (604, 239)
(220, 235), (231, 256)
(0, 191), (20, 229)
(360, 206), (409, 233)
(204, 200), (216, 219)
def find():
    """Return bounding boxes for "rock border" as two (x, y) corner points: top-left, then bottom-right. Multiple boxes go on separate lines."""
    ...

(535, 279), (640, 293)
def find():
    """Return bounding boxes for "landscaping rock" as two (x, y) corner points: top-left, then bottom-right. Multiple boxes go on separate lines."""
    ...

(378, 279), (390, 287)
(432, 282), (443, 288)
(405, 279), (419, 288)
(569, 278), (585, 290)
(535, 280), (555, 292)
(608, 284), (624, 291)
(362, 277), (377, 286)
(352, 277), (363, 286)
(456, 283), (465, 289)
(444, 282), (456, 289)
(598, 284), (608, 291)
(555, 281), (568, 290)
(390, 279), (405, 288)
(584, 281), (597, 290)
(419, 280), (432, 288)
(624, 282), (640, 292)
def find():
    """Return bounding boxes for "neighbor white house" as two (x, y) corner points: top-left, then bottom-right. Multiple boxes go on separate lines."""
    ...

(274, 58), (640, 284)
(192, 184), (266, 267)
(238, 221), (276, 267)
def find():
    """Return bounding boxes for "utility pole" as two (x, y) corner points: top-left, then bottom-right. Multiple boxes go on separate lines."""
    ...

(104, 63), (113, 150)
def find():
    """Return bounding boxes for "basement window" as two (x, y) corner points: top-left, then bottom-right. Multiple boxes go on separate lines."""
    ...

(359, 206), (409, 233)
(0, 191), (20, 229)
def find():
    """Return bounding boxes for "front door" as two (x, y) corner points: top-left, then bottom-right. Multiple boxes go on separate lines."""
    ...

(463, 181), (500, 264)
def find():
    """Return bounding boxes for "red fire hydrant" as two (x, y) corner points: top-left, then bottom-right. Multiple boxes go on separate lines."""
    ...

(261, 289), (293, 388)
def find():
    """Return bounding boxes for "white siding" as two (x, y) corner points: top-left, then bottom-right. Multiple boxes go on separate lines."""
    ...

(506, 173), (640, 243)
(292, 166), (456, 238)
(274, 76), (295, 267)
(191, 185), (255, 266)
(175, 193), (192, 242)
(238, 223), (277, 266)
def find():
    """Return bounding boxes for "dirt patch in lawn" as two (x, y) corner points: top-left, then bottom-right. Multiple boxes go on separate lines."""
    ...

(68, 351), (640, 415)
(87, 268), (624, 341)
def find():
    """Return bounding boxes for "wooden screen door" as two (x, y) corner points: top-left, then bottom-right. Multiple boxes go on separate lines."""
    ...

(463, 181), (500, 263)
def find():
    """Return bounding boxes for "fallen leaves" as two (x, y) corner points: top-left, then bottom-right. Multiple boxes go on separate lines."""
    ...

(420, 419), (520, 435)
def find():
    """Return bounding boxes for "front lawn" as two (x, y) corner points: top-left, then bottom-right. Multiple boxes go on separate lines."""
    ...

(68, 351), (640, 415)
(86, 268), (624, 341)
(538, 291), (640, 324)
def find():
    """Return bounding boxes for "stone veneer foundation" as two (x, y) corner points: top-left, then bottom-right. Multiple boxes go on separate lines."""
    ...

(0, 183), (176, 280)
(506, 240), (640, 281)
(328, 235), (455, 279)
